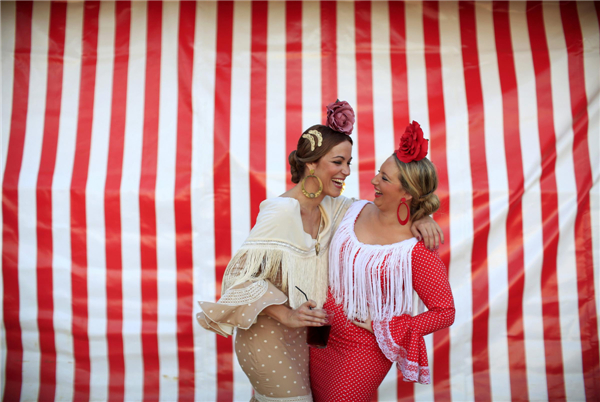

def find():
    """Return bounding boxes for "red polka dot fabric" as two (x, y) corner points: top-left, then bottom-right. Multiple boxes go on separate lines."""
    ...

(309, 290), (391, 402)
(310, 242), (455, 399)
(374, 242), (455, 384)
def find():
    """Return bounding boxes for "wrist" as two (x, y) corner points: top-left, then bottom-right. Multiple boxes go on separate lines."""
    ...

(264, 304), (291, 326)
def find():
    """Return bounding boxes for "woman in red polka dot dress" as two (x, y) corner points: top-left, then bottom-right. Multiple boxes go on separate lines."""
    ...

(310, 121), (455, 401)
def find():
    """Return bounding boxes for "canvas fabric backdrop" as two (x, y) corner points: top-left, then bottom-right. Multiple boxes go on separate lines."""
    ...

(1, 1), (599, 401)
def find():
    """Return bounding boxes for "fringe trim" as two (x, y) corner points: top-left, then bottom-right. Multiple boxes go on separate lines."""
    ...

(329, 200), (418, 322)
(222, 246), (328, 309)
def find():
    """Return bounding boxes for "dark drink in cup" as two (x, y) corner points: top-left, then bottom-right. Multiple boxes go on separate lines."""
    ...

(307, 310), (334, 348)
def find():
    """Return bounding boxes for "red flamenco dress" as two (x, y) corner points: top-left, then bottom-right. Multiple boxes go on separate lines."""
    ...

(310, 200), (455, 402)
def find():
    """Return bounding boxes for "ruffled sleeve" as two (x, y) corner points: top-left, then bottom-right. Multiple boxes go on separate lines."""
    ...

(372, 242), (455, 384)
(196, 280), (288, 337)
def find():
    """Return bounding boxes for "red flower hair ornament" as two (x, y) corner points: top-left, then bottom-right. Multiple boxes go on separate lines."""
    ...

(326, 99), (355, 135)
(395, 121), (429, 163)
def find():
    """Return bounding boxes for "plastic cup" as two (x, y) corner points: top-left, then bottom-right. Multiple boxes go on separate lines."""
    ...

(306, 310), (334, 348)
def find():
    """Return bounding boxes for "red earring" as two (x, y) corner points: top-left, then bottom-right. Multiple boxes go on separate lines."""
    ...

(397, 198), (410, 225)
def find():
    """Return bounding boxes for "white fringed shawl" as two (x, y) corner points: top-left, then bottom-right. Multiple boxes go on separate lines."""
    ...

(329, 200), (420, 322)
(222, 196), (353, 309)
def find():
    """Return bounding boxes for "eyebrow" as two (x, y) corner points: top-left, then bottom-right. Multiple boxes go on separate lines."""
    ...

(332, 156), (352, 161)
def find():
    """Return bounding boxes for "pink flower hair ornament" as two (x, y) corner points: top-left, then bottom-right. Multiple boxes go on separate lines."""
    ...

(326, 99), (355, 135)
(395, 120), (429, 163)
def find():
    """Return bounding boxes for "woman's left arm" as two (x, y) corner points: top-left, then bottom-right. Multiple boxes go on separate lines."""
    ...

(411, 216), (444, 251)
(385, 245), (455, 338)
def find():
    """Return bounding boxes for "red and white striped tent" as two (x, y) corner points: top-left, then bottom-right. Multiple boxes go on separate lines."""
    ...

(2, 1), (598, 401)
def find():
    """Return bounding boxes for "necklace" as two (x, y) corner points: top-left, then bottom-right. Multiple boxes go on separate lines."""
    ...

(315, 214), (323, 256)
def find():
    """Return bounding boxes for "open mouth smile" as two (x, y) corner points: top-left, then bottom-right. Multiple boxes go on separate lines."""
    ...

(332, 178), (344, 189)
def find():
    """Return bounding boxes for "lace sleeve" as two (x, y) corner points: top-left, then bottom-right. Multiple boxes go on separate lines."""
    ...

(197, 280), (287, 337)
(197, 253), (288, 337)
(372, 242), (455, 384)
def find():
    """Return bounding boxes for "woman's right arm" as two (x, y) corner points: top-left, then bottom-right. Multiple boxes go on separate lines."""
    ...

(264, 301), (328, 328)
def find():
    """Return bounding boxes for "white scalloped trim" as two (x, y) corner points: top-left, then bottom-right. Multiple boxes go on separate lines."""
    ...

(254, 391), (313, 402)
(373, 320), (431, 384)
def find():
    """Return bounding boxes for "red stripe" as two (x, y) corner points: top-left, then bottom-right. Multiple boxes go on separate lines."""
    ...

(320, 0), (337, 122)
(70, 3), (101, 399)
(388, 1), (410, 148)
(175, 2), (196, 400)
(104, 3), (130, 401)
(560, 3), (600, 399)
(389, 3), (414, 400)
(35, 2), (67, 400)
(458, 3), (492, 400)
(354, 1), (376, 201)
(213, 3), (234, 400)
(493, 3), (528, 400)
(285, 1), (302, 190)
(249, 1), (268, 227)
(422, 3), (452, 400)
(526, 2), (567, 399)
(139, 2), (162, 400)
(1, 2), (33, 401)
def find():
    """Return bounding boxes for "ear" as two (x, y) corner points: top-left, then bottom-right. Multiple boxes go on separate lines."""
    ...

(305, 162), (317, 174)
(402, 192), (413, 203)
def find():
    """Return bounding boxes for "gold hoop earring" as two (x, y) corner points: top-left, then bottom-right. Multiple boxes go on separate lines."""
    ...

(301, 169), (323, 198)
(340, 182), (346, 195)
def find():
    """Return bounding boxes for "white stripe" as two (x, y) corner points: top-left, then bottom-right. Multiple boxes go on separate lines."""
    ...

(120, 2), (146, 400)
(335, 1), (359, 200)
(371, 1), (394, 171)
(52, 3), (83, 399)
(509, 3), (549, 400)
(18, 2), (50, 398)
(377, 364), (397, 401)
(577, 1), (600, 352)
(0, 1), (17, 392)
(475, 2), (511, 401)
(302, 1), (321, 130)
(1, 1), (16, 177)
(230, 2), (253, 400)
(438, 3), (475, 401)
(543, 2), (586, 400)
(404, 2), (430, 138)
(192, 1), (217, 400)
(156, 3), (180, 400)
(230, 1), (252, 254)
(86, 2), (115, 399)
(370, 2), (396, 398)
(265, 1), (286, 198)
(404, 5), (434, 402)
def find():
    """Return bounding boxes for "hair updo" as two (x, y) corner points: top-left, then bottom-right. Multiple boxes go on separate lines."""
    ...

(288, 124), (353, 184)
(393, 154), (440, 221)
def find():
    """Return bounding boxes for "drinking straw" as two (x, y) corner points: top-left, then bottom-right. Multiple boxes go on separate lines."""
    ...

(295, 286), (309, 303)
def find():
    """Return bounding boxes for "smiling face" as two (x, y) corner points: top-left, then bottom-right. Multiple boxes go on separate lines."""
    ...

(371, 155), (412, 210)
(305, 141), (352, 197)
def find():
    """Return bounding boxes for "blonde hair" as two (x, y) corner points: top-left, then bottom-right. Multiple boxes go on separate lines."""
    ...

(393, 154), (440, 221)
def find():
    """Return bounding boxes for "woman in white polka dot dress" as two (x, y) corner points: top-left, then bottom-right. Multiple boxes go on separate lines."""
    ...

(310, 121), (455, 401)
(197, 102), (361, 402)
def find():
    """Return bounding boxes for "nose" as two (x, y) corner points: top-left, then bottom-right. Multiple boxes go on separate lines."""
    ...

(371, 176), (378, 186)
(342, 164), (350, 176)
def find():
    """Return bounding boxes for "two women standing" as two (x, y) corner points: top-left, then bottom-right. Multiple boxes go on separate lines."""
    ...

(197, 101), (453, 401)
